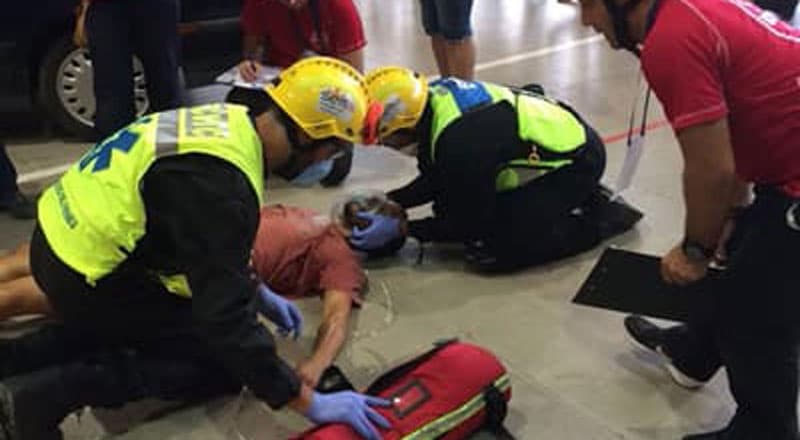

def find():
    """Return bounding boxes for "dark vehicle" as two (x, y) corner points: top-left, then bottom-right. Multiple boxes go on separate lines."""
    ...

(0, 0), (242, 138)
(0, 0), (353, 185)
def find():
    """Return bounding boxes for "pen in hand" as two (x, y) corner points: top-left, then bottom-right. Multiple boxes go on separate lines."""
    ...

(248, 46), (264, 86)
(239, 46), (264, 84)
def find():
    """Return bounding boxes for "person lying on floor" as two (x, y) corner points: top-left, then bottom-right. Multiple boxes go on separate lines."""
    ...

(0, 203), (405, 390)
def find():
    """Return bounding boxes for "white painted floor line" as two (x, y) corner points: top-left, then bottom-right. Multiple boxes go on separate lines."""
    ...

(426, 34), (603, 80)
(16, 35), (605, 185)
(18, 164), (72, 184)
(475, 34), (604, 72)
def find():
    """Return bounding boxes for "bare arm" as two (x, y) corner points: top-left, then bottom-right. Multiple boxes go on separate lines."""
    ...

(676, 117), (739, 250)
(298, 290), (353, 387)
(336, 48), (364, 73)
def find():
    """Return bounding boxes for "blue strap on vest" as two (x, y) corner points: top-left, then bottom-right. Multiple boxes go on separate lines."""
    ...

(431, 78), (493, 113)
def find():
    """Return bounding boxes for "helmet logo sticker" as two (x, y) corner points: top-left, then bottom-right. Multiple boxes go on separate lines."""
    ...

(381, 94), (407, 128)
(318, 87), (355, 122)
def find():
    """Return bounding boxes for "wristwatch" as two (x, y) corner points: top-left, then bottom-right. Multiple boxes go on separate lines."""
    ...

(681, 239), (715, 263)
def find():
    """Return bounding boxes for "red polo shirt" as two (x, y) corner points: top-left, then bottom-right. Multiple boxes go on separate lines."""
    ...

(241, 0), (366, 68)
(641, 0), (800, 196)
(251, 205), (364, 304)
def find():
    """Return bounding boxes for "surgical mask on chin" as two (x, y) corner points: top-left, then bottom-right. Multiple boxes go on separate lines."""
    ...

(289, 159), (334, 187)
(398, 142), (418, 156)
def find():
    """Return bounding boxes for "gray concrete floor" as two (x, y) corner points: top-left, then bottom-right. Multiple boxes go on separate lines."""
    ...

(4, 0), (795, 438)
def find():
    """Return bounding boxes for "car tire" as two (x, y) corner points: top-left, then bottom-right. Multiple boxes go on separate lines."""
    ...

(320, 147), (354, 187)
(37, 34), (149, 140)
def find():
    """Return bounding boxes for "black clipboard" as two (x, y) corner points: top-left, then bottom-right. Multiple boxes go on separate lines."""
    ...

(573, 247), (719, 322)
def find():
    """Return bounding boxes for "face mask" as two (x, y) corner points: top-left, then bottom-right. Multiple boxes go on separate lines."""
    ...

(398, 142), (418, 157)
(289, 159), (334, 187)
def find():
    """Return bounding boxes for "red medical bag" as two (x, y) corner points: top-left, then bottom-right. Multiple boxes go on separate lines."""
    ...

(293, 340), (512, 440)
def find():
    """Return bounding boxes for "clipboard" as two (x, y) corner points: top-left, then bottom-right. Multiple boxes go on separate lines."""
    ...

(573, 247), (720, 322)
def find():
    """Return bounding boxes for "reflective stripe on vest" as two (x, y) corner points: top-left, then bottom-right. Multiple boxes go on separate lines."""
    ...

(428, 79), (587, 168)
(402, 374), (511, 440)
(37, 104), (264, 296)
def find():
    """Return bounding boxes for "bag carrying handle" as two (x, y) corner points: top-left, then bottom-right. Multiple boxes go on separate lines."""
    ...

(482, 385), (516, 440)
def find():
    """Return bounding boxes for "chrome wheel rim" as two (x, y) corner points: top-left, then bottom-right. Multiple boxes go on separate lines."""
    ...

(56, 48), (149, 128)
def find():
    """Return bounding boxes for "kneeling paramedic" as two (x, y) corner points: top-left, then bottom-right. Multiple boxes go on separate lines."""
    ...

(0, 57), (391, 440)
(353, 67), (641, 272)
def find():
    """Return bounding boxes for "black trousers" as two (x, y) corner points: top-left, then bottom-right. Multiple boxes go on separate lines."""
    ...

(87, 0), (181, 139)
(0, 142), (18, 204)
(15, 226), (240, 414)
(483, 124), (607, 270)
(661, 188), (800, 439)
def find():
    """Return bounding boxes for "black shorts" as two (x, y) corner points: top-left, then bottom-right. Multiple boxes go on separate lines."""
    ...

(29, 224), (194, 343)
(419, 0), (474, 40)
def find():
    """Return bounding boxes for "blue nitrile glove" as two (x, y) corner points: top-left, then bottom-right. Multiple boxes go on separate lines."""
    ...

(256, 283), (303, 339)
(305, 391), (392, 440)
(350, 212), (401, 251)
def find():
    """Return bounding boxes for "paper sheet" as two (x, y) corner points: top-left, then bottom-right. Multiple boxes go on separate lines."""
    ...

(613, 133), (645, 200)
(215, 64), (282, 89)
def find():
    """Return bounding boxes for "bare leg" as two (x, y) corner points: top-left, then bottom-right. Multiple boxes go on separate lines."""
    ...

(444, 36), (476, 80)
(431, 35), (450, 77)
(0, 276), (54, 320)
(0, 243), (31, 283)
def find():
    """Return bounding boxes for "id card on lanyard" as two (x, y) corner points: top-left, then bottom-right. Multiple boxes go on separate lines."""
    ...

(613, 78), (652, 200)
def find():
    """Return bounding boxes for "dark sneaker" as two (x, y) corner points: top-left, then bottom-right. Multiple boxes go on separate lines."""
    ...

(0, 377), (63, 440)
(0, 193), (35, 220)
(464, 240), (520, 273)
(584, 187), (643, 241)
(624, 315), (708, 390)
(464, 241), (501, 272)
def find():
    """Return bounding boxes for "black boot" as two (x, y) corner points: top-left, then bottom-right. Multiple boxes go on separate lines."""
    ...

(0, 367), (81, 440)
(0, 349), (239, 440)
(582, 185), (643, 241)
(0, 325), (106, 380)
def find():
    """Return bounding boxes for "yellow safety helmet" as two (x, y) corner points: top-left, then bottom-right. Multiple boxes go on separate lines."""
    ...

(365, 66), (429, 139)
(264, 56), (371, 144)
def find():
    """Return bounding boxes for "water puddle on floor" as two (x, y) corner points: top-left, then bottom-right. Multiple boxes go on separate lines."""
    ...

(350, 275), (397, 343)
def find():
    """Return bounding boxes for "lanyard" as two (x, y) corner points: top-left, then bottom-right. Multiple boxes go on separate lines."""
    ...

(612, 0), (661, 199)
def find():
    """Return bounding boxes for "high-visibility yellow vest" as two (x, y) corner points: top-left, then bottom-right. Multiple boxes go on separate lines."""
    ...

(38, 104), (264, 297)
(427, 78), (587, 192)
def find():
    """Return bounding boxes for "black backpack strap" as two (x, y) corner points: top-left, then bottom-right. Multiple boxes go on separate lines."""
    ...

(315, 365), (355, 393)
(483, 385), (516, 440)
